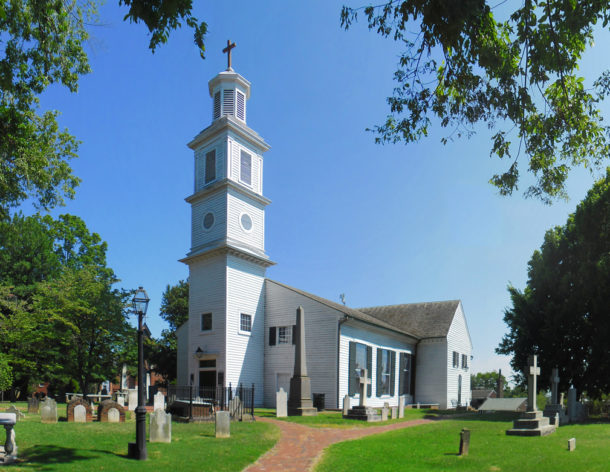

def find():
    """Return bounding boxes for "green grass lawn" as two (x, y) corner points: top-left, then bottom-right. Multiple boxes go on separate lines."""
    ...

(2, 403), (278, 471)
(315, 412), (610, 472)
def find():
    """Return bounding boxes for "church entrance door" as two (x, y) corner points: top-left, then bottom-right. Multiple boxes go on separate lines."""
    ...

(199, 370), (216, 389)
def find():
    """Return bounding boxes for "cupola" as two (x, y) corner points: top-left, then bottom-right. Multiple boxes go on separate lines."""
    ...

(208, 71), (251, 123)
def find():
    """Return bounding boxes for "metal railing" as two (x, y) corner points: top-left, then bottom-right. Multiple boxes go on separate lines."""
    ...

(167, 383), (254, 421)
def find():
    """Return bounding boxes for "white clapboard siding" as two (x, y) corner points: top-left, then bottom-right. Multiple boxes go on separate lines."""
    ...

(415, 338), (447, 407)
(225, 255), (266, 406)
(176, 323), (189, 386)
(228, 135), (261, 194)
(187, 255), (228, 384)
(194, 137), (226, 193)
(446, 302), (472, 408)
(191, 190), (227, 250)
(264, 281), (340, 408)
(227, 188), (265, 251)
(339, 322), (415, 408)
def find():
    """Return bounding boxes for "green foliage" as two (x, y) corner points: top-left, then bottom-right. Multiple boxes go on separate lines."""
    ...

(341, 1), (610, 202)
(471, 371), (505, 390)
(0, 353), (13, 391)
(159, 279), (189, 331)
(497, 169), (610, 397)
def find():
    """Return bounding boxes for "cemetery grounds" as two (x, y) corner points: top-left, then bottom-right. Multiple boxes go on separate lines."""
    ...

(2, 402), (610, 471)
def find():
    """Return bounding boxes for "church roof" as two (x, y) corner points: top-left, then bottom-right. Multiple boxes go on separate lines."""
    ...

(358, 300), (461, 339)
(266, 280), (420, 340)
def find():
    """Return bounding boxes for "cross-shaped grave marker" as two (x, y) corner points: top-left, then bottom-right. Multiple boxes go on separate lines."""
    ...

(358, 369), (371, 407)
(222, 40), (236, 70)
(550, 367), (560, 405)
(527, 355), (541, 412)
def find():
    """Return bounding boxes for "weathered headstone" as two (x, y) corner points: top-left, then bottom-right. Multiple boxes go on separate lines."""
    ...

(73, 405), (86, 423)
(4, 406), (23, 421)
(0, 413), (17, 465)
(567, 387), (587, 422)
(229, 396), (242, 417)
(287, 306), (317, 416)
(398, 395), (405, 418)
(28, 397), (40, 414)
(342, 395), (350, 416)
(40, 398), (58, 423)
(127, 389), (138, 411)
(117, 394), (125, 407)
(108, 408), (120, 423)
(381, 406), (389, 421)
(276, 388), (287, 418)
(459, 428), (470, 456)
(215, 411), (230, 438)
(150, 409), (172, 443)
(391, 406), (398, 419)
(153, 392), (165, 411)
(568, 437), (576, 451)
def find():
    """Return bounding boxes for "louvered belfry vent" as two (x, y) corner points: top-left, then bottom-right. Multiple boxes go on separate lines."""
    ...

(236, 91), (245, 121)
(213, 91), (221, 119)
(223, 89), (235, 116)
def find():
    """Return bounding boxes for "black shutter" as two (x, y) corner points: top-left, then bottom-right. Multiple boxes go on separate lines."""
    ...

(376, 348), (382, 397)
(366, 345), (372, 397)
(411, 355), (417, 399)
(292, 325), (297, 345)
(269, 327), (276, 346)
(399, 353), (405, 396)
(348, 342), (356, 395)
(390, 351), (396, 396)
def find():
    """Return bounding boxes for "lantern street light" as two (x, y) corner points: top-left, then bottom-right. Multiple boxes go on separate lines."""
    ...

(128, 286), (149, 460)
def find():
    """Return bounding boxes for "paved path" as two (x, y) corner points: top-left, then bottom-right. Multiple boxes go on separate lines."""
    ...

(244, 417), (432, 472)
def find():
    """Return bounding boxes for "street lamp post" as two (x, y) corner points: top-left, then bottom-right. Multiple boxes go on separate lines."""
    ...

(128, 286), (149, 460)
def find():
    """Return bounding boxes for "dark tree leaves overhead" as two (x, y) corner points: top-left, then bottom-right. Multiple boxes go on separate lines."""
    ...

(497, 169), (610, 397)
(341, 1), (610, 202)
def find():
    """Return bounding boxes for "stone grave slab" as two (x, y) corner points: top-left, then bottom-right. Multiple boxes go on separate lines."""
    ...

(398, 396), (405, 418)
(27, 397), (40, 414)
(153, 392), (165, 411)
(215, 411), (230, 438)
(98, 400), (125, 423)
(276, 388), (287, 418)
(150, 409), (172, 443)
(67, 397), (92, 423)
(41, 398), (58, 423)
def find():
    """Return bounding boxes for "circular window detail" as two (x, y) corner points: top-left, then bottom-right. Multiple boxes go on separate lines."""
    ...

(240, 213), (253, 232)
(203, 212), (215, 230)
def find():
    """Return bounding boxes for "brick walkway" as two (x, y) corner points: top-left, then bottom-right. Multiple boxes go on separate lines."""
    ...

(244, 417), (432, 472)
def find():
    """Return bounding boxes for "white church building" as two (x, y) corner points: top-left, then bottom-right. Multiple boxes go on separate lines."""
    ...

(176, 62), (473, 410)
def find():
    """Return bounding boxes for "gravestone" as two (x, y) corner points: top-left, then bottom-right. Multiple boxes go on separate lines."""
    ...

(568, 438), (576, 451)
(567, 387), (587, 422)
(98, 400), (125, 423)
(150, 409), (172, 443)
(543, 367), (568, 425)
(67, 397), (92, 423)
(459, 428), (470, 456)
(74, 405), (86, 423)
(229, 396), (242, 417)
(342, 395), (350, 416)
(117, 395), (125, 407)
(0, 413), (17, 465)
(506, 355), (556, 436)
(381, 406), (388, 421)
(287, 306), (317, 416)
(107, 408), (120, 423)
(40, 398), (58, 423)
(215, 411), (230, 438)
(4, 406), (24, 421)
(398, 395), (405, 418)
(276, 388), (287, 418)
(153, 392), (165, 411)
(343, 369), (381, 422)
(28, 397), (40, 414)
(391, 406), (398, 419)
(127, 389), (138, 411)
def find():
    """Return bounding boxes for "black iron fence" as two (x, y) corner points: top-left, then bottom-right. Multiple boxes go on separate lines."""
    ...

(167, 384), (255, 421)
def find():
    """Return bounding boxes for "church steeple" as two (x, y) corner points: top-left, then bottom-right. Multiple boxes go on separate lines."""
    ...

(208, 41), (249, 123)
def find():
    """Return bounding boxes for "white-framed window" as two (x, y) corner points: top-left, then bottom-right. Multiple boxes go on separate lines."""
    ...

(376, 348), (395, 396)
(202, 211), (215, 231)
(278, 326), (292, 344)
(461, 354), (468, 369)
(240, 150), (252, 185)
(452, 351), (459, 368)
(201, 313), (212, 331)
(240, 313), (252, 332)
(205, 149), (216, 184)
(239, 212), (253, 233)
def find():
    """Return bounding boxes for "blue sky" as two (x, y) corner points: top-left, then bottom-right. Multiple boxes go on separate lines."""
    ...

(35, 1), (608, 382)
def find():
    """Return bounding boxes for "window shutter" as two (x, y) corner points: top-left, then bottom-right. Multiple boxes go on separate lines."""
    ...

(399, 353), (405, 396)
(367, 345), (372, 397)
(205, 150), (216, 183)
(213, 91), (221, 119)
(292, 325), (297, 345)
(223, 89), (235, 116)
(236, 91), (245, 120)
(390, 351), (396, 396)
(269, 327), (276, 346)
(348, 342), (356, 396)
(411, 355), (416, 399)
(376, 348), (382, 397)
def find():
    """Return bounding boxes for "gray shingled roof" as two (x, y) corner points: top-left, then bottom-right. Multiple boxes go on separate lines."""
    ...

(358, 300), (460, 338)
(266, 280), (420, 340)
(478, 397), (527, 411)
(471, 389), (495, 400)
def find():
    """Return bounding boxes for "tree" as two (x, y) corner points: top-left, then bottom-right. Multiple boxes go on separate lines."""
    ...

(0, 353), (13, 392)
(159, 280), (189, 331)
(471, 371), (506, 391)
(497, 169), (610, 397)
(0, 1), (205, 217)
(341, 1), (610, 202)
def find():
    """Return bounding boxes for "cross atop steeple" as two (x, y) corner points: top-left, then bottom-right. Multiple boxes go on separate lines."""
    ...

(222, 40), (236, 71)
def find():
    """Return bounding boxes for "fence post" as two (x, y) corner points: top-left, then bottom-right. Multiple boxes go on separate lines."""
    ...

(252, 383), (255, 418)
(189, 384), (193, 421)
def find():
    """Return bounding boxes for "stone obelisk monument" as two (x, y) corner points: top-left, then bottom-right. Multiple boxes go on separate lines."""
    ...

(287, 306), (317, 416)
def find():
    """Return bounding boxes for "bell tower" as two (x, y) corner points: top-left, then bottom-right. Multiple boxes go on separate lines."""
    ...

(181, 42), (272, 405)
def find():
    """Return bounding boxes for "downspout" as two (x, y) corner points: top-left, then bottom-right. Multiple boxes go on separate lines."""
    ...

(337, 315), (349, 409)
